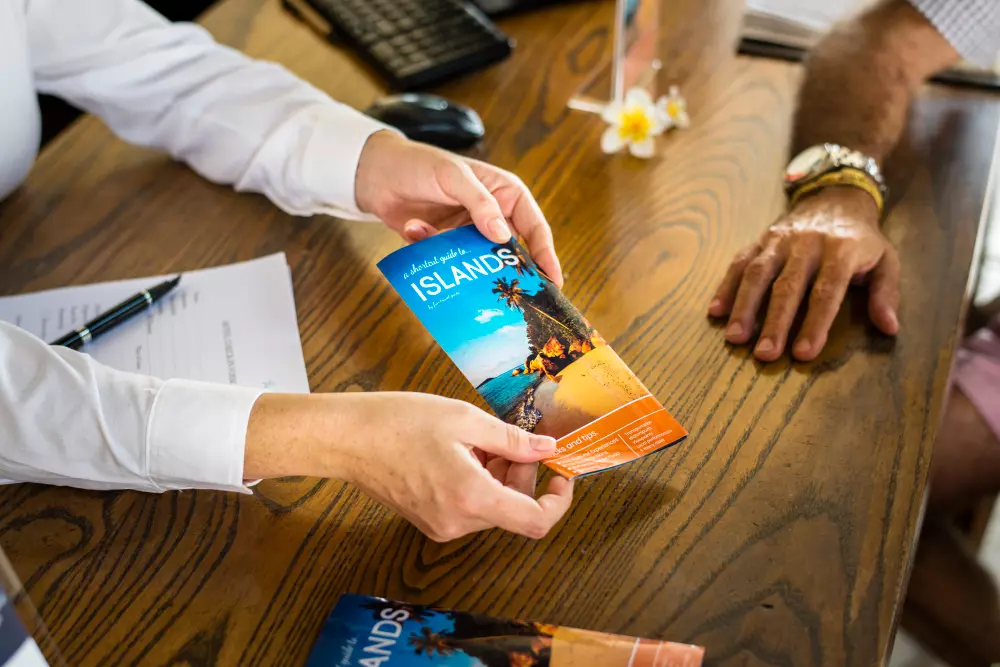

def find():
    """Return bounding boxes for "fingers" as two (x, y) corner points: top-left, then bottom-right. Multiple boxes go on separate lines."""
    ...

(503, 462), (539, 496)
(868, 246), (901, 335)
(484, 455), (541, 495)
(425, 465), (571, 542)
(726, 245), (785, 345)
(439, 162), (511, 244)
(479, 475), (574, 539)
(402, 219), (439, 243)
(472, 413), (557, 463)
(755, 243), (820, 361)
(710, 243), (760, 318)
(485, 455), (511, 483)
(467, 160), (563, 287)
(793, 256), (854, 361)
(508, 184), (563, 287)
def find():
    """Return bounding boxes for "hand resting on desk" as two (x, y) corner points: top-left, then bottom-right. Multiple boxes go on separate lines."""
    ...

(710, 187), (899, 362)
(708, 0), (970, 361)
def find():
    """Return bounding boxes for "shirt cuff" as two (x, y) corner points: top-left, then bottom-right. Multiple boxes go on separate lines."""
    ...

(908, 0), (1000, 68)
(146, 379), (263, 493)
(300, 104), (404, 220)
(236, 101), (403, 221)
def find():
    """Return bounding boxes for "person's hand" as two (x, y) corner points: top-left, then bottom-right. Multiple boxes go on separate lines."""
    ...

(709, 187), (900, 362)
(354, 131), (563, 286)
(243, 392), (574, 542)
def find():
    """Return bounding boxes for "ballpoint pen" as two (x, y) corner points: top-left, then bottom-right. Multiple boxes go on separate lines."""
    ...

(49, 276), (181, 350)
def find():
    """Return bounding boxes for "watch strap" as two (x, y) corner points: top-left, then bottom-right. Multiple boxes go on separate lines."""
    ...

(784, 144), (886, 196)
(789, 168), (885, 217)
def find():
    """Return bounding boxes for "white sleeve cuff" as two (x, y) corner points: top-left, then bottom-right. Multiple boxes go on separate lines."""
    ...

(908, 0), (1000, 68)
(235, 101), (403, 221)
(146, 379), (263, 493)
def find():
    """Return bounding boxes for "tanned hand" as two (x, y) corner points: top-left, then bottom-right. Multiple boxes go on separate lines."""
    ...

(710, 0), (960, 361)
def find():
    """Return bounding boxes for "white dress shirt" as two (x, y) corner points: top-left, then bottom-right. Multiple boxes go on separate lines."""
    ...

(909, 0), (1000, 68)
(0, 0), (392, 493)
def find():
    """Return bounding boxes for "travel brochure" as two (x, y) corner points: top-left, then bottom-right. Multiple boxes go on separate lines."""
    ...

(378, 225), (686, 478)
(307, 594), (705, 667)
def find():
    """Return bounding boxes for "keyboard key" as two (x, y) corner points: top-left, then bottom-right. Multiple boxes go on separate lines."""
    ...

(387, 57), (409, 73)
(400, 57), (432, 74)
(370, 41), (396, 60)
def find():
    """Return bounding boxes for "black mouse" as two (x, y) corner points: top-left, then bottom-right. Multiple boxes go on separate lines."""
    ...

(364, 94), (485, 150)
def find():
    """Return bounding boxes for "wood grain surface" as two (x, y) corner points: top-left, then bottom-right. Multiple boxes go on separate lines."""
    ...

(2, 1), (999, 665)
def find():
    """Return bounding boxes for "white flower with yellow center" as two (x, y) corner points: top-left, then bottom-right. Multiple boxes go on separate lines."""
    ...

(600, 88), (667, 159)
(656, 85), (689, 129)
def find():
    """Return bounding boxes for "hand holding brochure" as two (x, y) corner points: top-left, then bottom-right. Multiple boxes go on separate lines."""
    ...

(378, 226), (687, 479)
(307, 594), (705, 666)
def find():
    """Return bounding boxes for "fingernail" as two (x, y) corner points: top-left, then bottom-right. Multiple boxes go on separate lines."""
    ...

(531, 436), (556, 452)
(755, 338), (774, 355)
(407, 225), (429, 241)
(551, 254), (564, 286)
(887, 310), (899, 331)
(488, 217), (511, 241)
(793, 339), (810, 356)
(726, 322), (743, 339)
(709, 298), (722, 315)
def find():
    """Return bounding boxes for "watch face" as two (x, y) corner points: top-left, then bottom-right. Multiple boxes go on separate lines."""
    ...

(785, 145), (828, 184)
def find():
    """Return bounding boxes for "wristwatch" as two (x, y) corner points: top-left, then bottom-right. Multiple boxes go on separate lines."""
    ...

(784, 143), (887, 202)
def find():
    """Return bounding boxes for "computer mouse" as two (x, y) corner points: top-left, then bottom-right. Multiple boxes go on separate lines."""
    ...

(364, 94), (485, 151)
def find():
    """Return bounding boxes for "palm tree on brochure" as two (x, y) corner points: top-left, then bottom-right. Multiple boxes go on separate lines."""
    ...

(409, 628), (455, 658)
(408, 625), (550, 667)
(492, 277), (596, 375)
(491, 278), (573, 333)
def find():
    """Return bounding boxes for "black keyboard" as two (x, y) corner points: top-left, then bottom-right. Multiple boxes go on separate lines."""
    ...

(283, 0), (515, 90)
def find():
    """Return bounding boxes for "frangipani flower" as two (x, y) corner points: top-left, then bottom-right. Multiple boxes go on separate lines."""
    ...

(600, 87), (667, 158)
(656, 85), (689, 129)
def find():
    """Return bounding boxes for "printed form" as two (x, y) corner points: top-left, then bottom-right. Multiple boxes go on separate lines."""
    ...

(0, 253), (309, 393)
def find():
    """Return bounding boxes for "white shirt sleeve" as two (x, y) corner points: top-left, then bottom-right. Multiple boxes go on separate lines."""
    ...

(0, 321), (262, 493)
(907, 0), (1000, 68)
(8, 1), (404, 492)
(24, 0), (397, 220)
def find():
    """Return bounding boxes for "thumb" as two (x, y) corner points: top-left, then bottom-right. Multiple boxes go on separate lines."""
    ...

(868, 246), (901, 335)
(438, 161), (512, 244)
(474, 415), (557, 463)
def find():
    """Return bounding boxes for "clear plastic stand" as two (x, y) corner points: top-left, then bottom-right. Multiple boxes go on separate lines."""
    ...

(567, 0), (664, 114)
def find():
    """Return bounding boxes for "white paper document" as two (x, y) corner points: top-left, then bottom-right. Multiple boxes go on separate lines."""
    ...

(0, 253), (309, 393)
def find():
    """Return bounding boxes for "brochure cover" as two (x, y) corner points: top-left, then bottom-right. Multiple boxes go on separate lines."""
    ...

(307, 594), (705, 667)
(377, 225), (687, 479)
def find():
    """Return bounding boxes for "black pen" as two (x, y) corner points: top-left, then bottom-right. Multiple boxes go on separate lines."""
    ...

(50, 276), (182, 350)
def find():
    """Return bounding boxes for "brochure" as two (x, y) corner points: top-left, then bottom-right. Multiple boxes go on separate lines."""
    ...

(307, 594), (705, 667)
(377, 226), (687, 479)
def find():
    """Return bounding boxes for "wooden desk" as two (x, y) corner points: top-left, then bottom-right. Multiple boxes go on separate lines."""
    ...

(1, 1), (998, 665)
